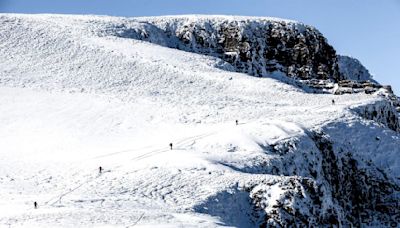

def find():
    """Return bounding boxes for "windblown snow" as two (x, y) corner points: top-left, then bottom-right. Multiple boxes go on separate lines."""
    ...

(0, 14), (399, 227)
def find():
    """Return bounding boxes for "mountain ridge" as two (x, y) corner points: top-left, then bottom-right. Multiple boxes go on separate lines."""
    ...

(0, 14), (399, 227)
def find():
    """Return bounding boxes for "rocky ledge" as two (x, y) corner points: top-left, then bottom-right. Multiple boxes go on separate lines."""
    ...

(106, 16), (399, 113)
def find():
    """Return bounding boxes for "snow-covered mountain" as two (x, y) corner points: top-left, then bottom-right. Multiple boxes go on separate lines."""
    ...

(0, 14), (399, 227)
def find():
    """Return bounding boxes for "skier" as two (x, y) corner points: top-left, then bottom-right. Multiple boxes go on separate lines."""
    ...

(332, 99), (335, 105)
(99, 166), (103, 174)
(235, 120), (239, 125)
(169, 143), (173, 150)
(34, 201), (38, 209)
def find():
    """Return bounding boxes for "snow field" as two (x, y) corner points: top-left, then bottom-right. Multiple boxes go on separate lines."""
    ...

(0, 14), (398, 227)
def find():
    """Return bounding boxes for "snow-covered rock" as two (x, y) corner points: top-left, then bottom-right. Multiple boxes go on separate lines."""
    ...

(337, 55), (375, 82)
(0, 14), (399, 227)
(353, 100), (400, 132)
(102, 15), (340, 82)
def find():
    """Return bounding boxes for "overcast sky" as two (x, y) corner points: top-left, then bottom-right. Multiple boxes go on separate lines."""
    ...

(1, 0), (399, 94)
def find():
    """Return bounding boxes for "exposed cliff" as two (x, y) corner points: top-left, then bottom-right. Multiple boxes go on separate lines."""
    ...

(353, 100), (400, 132)
(104, 16), (397, 100)
(244, 129), (400, 227)
(103, 16), (340, 81)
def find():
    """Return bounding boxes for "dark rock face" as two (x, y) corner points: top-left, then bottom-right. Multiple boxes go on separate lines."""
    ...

(107, 17), (398, 104)
(311, 132), (400, 227)
(173, 20), (339, 81)
(106, 17), (397, 100)
(335, 80), (382, 94)
(109, 17), (340, 81)
(354, 100), (400, 132)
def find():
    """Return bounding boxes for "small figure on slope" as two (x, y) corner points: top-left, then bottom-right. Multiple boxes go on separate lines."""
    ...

(332, 99), (335, 105)
(34, 201), (38, 209)
(169, 143), (173, 150)
(99, 166), (103, 174)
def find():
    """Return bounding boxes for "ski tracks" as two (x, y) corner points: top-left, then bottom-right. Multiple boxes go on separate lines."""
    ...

(42, 129), (218, 209)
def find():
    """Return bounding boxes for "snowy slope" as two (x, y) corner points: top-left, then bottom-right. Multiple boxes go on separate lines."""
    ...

(0, 14), (399, 227)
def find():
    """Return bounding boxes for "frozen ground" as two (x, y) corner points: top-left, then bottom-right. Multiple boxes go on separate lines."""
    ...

(0, 14), (398, 227)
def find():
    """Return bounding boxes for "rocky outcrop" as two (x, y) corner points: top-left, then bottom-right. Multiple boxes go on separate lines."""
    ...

(171, 19), (339, 81)
(334, 80), (383, 95)
(241, 131), (400, 227)
(301, 77), (400, 117)
(311, 132), (400, 227)
(107, 16), (341, 81)
(337, 55), (375, 82)
(353, 100), (400, 132)
(107, 17), (399, 104)
(107, 17), (397, 100)
(249, 177), (340, 227)
(193, 126), (399, 227)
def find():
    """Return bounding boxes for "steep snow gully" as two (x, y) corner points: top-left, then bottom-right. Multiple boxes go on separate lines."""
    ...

(0, 14), (399, 227)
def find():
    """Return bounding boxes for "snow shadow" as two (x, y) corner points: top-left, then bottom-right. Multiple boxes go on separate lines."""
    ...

(217, 161), (272, 175)
(193, 188), (255, 228)
(215, 142), (292, 175)
(111, 21), (181, 49)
